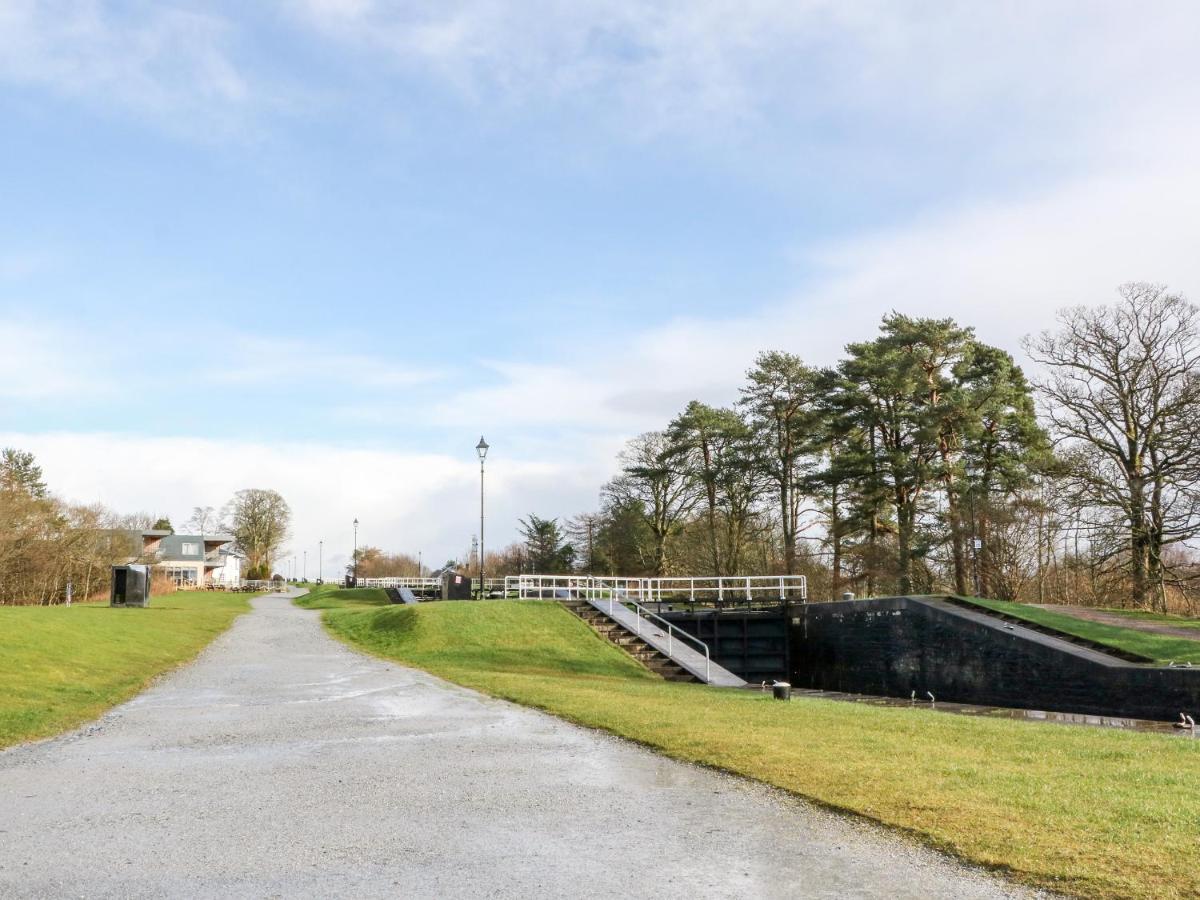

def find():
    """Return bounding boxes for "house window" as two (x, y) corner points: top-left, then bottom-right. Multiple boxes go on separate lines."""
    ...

(166, 567), (198, 586)
(181, 542), (199, 556)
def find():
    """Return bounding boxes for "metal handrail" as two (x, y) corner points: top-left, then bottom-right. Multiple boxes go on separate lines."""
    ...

(593, 578), (712, 683)
(514, 574), (713, 682)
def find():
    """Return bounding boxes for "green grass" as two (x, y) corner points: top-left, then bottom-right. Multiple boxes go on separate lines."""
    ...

(0, 591), (253, 749)
(958, 596), (1200, 664)
(293, 583), (390, 609)
(308, 593), (1200, 900)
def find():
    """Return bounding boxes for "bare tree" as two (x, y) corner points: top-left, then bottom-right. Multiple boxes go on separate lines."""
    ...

(184, 506), (224, 535)
(223, 489), (291, 579)
(604, 431), (698, 576)
(1027, 283), (1200, 610)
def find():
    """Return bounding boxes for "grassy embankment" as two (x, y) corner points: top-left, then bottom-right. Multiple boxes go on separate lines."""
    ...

(0, 591), (254, 749)
(299, 583), (1200, 900)
(293, 586), (390, 609)
(959, 595), (1200, 664)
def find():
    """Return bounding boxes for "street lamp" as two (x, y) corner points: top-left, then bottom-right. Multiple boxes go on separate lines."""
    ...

(319, 540), (323, 585)
(353, 518), (359, 587)
(476, 436), (489, 599)
(303, 550), (307, 583)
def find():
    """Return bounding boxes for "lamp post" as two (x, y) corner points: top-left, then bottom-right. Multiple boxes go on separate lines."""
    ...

(319, 540), (323, 584)
(353, 518), (359, 587)
(476, 436), (489, 599)
(303, 550), (307, 583)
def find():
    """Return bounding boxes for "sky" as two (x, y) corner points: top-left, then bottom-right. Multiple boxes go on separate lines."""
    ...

(3, 1), (1200, 579)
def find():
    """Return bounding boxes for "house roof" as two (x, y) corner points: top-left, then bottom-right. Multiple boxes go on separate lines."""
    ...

(155, 533), (235, 561)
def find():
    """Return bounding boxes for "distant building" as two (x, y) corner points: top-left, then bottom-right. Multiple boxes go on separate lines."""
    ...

(136, 530), (242, 587)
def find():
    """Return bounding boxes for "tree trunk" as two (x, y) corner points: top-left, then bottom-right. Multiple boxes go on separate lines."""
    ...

(946, 478), (967, 594)
(829, 481), (842, 600)
(895, 485), (913, 595)
(780, 480), (795, 576)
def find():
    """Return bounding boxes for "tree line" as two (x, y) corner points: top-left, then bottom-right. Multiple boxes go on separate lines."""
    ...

(0, 450), (292, 604)
(483, 284), (1200, 612)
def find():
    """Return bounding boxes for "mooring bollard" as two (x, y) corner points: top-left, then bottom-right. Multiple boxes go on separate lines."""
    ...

(772, 681), (791, 701)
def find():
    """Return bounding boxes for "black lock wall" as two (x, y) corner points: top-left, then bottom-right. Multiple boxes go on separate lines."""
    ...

(789, 596), (1200, 722)
(660, 611), (790, 683)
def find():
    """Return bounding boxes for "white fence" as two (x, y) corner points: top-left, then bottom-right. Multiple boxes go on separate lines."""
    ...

(507, 574), (807, 606)
(356, 577), (441, 590)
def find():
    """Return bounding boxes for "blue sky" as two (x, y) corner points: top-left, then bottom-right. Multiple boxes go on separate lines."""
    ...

(3, 1), (1200, 575)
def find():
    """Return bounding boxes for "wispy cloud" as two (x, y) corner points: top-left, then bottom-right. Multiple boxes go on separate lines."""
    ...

(283, 1), (1200, 147)
(208, 335), (442, 390)
(0, 1), (254, 134)
(0, 319), (116, 402)
(439, 155), (1200, 432)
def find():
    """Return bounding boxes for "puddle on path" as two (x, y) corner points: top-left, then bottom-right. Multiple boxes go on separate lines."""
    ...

(761, 686), (1200, 737)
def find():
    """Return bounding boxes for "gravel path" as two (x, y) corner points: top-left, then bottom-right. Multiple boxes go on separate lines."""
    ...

(0, 593), (1039, 899)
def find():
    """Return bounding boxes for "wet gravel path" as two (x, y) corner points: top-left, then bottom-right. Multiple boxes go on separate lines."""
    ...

(0, 593), (1039, 898)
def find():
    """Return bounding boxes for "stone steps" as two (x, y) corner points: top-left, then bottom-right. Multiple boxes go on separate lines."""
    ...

(562, 600), (699, 683)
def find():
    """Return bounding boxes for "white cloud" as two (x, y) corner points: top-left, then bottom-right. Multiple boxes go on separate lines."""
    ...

(438, 157), (1200, 432)
(208, 335), (442, 390)
(0, 320), (115, 401)
(0, 431), (610, 575)
(0, 1), (252, 131)
(284, 1), (1200, 147)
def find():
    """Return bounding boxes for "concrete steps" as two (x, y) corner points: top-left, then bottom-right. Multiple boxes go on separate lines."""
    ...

(562, 599), (699, 683)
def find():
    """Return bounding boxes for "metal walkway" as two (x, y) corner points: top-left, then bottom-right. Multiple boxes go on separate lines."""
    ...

(516, 575), (747, 687)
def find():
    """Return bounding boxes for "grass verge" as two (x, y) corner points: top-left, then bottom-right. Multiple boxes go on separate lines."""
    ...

(293, 584), (390, 609)
(958, 595), (1200, 664)
(0, 591), (253, 749)
(307, 591), (1200, 900)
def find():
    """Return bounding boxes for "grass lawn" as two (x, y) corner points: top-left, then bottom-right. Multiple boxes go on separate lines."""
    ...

(958, 596), (1200, 664)
(307, 590), (1200, 900)
(0, 591), (254, 750)
(293, 584), (390, 609)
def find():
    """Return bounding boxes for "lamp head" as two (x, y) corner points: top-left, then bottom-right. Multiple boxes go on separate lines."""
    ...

(476, 436), (489, 461)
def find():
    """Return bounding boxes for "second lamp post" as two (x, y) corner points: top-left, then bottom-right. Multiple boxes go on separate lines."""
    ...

(476, 436), (489, 599)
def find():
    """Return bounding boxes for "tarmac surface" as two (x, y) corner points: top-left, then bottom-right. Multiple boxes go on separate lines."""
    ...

(0, 592), (1040, 899)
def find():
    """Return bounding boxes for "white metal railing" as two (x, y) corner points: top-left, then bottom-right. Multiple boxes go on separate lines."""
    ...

(594, 578), (713, 683)
(357, 576), (508, 593)
(638, 575), (806, 605)
(513, 574), (715, 682)
(356, 577), (441, 589)
(511, 574), (806, 606)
